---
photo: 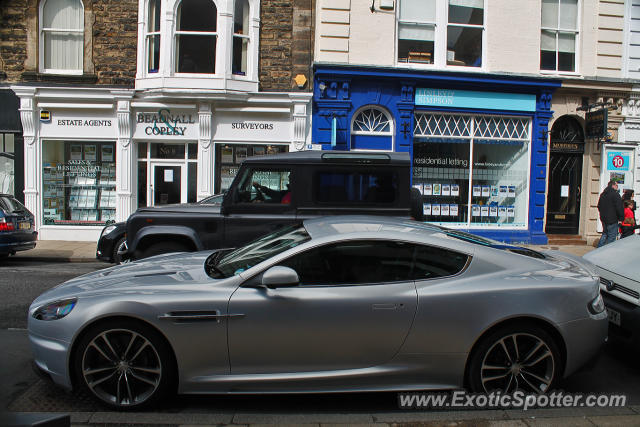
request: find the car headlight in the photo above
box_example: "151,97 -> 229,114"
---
33,298 -> 77,321
101,225 -> 117,237
588,293 -> 605,314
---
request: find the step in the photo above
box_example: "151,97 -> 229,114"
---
546,234 -> 588,245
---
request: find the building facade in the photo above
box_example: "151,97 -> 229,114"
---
3,0 -> 314,241
312,0 -> 639,244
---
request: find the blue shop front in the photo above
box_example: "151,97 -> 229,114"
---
312,65 -> 561,244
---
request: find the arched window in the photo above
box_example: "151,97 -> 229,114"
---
40,0 -> 84,73
175,0 -> 218,74
351,106 -> 394,151
146,0 -> 161,73
232,0 -> 250,76
551,115 -> 584,142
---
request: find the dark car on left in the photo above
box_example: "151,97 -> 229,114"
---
0,193 -> 37,259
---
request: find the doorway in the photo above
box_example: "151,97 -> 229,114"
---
150,163 -> 185,205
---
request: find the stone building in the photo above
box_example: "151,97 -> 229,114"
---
1,0 -> 314,241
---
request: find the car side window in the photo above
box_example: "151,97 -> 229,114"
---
233,168 -> 292,204
278,240 -> 416,286
412,244 -> 469,280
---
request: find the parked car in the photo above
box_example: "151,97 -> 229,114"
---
583,235 -> 640,349
96,193 -> 225,264
30,216 -> 607,409
0,193 -> 37,258
125,151 -> 423,261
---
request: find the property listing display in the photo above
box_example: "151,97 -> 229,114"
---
413,113 -> 531,228
42,141 -> 116,225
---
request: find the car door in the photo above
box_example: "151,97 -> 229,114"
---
227,239 -> 418,375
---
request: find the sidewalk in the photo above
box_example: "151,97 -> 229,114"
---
9,240 -> 596,263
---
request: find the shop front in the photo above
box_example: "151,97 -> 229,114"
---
313,65 -> 560,244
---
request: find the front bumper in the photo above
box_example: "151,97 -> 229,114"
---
601,292 -> 640,348
560,310 -> 608,378
28,329 -> 73,390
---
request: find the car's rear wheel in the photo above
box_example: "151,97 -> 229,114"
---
468,324 -> 561,394
112,237 -> 127,264
140,241 -> 189,260
73,319 -> 174,409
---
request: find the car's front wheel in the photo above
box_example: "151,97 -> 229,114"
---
73,319 -> 175,409
467,323 -> 561,394
112,237 -> 128,264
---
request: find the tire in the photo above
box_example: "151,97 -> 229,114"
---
112,237 -> 128,264
467,323 -> 561,394
140,241 -> 190,260
73,319 -> 175,409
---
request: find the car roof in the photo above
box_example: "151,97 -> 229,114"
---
242,150 -> 410,166
302,215 -> 443,240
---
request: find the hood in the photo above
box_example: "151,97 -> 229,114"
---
32,250 -> 216,304
583,235 -> 640,282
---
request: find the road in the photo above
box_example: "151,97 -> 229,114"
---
1,257 -> 639,419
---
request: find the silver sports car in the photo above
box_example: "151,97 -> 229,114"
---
29,216 -> 607,409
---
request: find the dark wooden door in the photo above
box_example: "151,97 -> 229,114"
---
545,153 -> 583,234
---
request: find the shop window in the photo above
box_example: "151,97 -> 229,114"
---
398,0 -> 484,68
42,141 -> 116,225
233,0 -> 250,76
146,0 -> 162,73
0,134 -> 15,195
351,106 -> 393,151
175,0 -> 218,74
40,0 -> 84,74
413,112 -> 530,229
541,0 -> 578,72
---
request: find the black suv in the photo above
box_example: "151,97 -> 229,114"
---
123,151 -> 421,261
0,194 -> 37,258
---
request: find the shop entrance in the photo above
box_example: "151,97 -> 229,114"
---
545,116 -> 585,235
150,163 -> 185,205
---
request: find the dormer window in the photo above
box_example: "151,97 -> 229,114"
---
146,0 -> 161,73
232,0 -> 250,75
175,0 -> 218,74
40,0 -> 84,74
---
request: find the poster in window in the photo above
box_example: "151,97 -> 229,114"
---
507,206 -> 515,217
499,186 -> 508,197
221,147 -> 234,163
433,183 -> 441,196
489,205 -> 498,217
423,203 -> 431,216
253,146 -> 266,156
451,184 -> 459,196
84,145 -> 97,161
472,205 -> 480,216
508,186 -> 516,197
472,185 -> 481,197
441,204 -> 450,216
413,183 -> 424,195
481,206 -> 489,217
491,186 -> 499,197
450,204 -> 458,216
432,204 -> 441,216
442,184 -> 451,196
101,145 -> 114,162
70,145 -> 83,161
481,186 -> 490,197
423,183 -> 433,195
236,147 -> 248,163
498,206 -> 507,217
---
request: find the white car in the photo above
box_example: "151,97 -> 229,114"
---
584,235 -> 640,348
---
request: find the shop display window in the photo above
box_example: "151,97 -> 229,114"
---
215,144 -> 288,194
42,141 -> 116,225
413,112 -> 531,229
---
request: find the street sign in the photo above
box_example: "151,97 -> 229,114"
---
585,108 -> 607,139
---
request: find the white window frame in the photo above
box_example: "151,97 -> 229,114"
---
173,0 -> 219,75
350,105 -> 395,152
396,0 -> 486,71
232,0 -> 251,78
39,0 -> 84,75
145,0 -> 162,75
539,0 -> 581,75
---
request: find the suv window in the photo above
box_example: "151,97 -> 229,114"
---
315,171 -> 397,204
233,168 -> 292,204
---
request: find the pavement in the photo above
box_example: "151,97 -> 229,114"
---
10,239 -> 640,426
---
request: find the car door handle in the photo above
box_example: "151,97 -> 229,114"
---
372,303 -> 399,310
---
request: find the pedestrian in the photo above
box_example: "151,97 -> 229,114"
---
596,180 -> 624,247
622,188 -> 636,213
620,199 -> 640,238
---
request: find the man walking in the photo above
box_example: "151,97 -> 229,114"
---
597,180 -> 624,247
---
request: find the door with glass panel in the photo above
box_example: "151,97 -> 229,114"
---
150,163 -> 185,205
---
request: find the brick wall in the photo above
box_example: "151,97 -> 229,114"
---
0,0 -> 137,87
260,0 -> 314,92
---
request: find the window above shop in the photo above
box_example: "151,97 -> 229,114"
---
138,0 -> 259,92
397,0 -> 484,69
39,0 -> 84,74
540,0 -> 579,73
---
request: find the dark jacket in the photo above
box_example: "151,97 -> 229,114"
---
597,186 -> 624,225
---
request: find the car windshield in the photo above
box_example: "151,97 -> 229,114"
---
206,223 -> 311,279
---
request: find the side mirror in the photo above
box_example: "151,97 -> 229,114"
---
261,266 -> 299,289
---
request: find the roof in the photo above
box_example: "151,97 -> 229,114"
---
302,215 -> 442,240
243,150 -> 410,166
